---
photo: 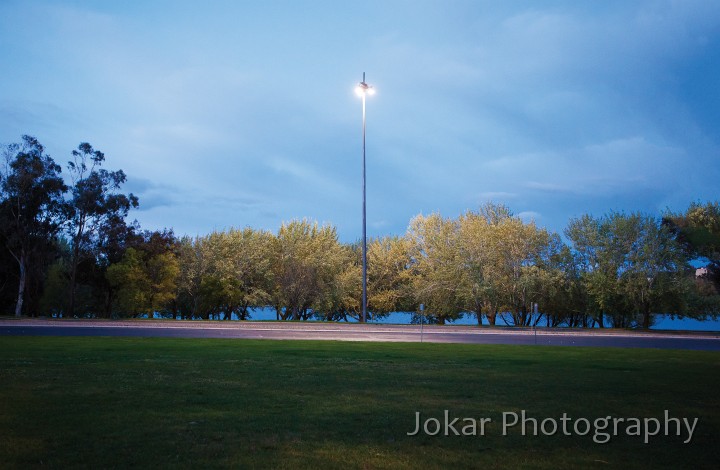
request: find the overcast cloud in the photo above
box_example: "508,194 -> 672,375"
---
1,0 -> 718,240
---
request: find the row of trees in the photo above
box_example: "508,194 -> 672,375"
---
1,136 -> 137,318
2,135 -> 719,326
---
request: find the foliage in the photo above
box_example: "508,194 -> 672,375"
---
106,231 -> 179,318
566,212 -> 691,328
64,142 -> 138,316
406,213 -> 465,324
271,220 -> 345,320
1,135 -> 718,326
368,236 -> 413,316
0,136 -> 67,316
189,228 -> 274,320
664,201 -> 720,316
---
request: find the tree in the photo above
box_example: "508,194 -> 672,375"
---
535,242 -> 588,327
456,209 -> 497,325
0,136 -> 67,316
190,228 -> 275,320
665,201 -> 720,263
0,229 -> 17,314
406,213 -> 465,325
367,236 -> 413,317
65,142 -> 138,317
313,242 -> 361,322
566,214 -> 622,327
486,216 -> 555,326
567,212 -> 689,329
106,230 -> 179,318
271,220 -> 345,320
664,201 -> 720,316
176,235 -> 208,319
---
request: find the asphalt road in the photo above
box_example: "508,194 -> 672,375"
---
1,319 -> 719,350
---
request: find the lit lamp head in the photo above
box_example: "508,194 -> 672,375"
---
355,79 -> 375,97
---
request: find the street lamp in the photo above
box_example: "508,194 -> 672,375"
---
356,73 -> 374,323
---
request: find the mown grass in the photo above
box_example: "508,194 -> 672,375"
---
0,337 -> 718,469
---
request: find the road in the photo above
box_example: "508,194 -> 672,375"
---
1,319 -> 719,350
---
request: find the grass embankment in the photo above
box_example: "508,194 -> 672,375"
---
0,338 -> 718,469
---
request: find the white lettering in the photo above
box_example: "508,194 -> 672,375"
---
407,411 -> 421,436
593,417 -> 611,444
574,418 -> 590,436
560,413 -> 572,435
541,418 -> 557,436
626,418 -> 641,436
664,410 -> 681,436
644,418 -> 660,444
521,410 -> 537,436
683,418 -> 699,444
461,418 -> 477,436
503,412 -> 519,435
424,417 -> 441,436
444,410 -> 460,436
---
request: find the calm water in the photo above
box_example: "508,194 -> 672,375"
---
229,308 -> 720,331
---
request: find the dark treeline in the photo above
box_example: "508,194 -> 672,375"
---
2,135 -> 719,327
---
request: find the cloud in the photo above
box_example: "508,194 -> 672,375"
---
1,0 -> 719,241
517,211 -> 542,223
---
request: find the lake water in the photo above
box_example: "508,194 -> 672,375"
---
231,308 -> 720,331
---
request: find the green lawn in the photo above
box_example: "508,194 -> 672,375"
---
0,337 -> 718,469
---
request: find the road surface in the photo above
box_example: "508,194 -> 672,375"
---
1,319 -> 719,350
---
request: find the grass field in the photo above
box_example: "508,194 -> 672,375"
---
0,337 -> 718,469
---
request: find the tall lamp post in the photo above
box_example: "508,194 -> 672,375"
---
356,73 -> 374,323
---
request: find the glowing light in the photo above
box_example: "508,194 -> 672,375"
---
355,80 -> 375,97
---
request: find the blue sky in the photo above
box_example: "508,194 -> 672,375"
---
1,0 -> 719,241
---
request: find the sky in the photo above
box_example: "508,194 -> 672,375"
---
1,0 -> 719,242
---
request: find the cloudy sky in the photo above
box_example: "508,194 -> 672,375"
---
1,0 -> 719,241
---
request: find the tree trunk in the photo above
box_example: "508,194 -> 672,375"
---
68,235 -> 83,317
14,254 -> 26,317
476,308 -> 483,326
104,288 -> 114,318
487,311 -> 497,326
642,308 -> 651,329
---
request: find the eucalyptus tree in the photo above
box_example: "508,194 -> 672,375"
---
0,233 -> 16,313
0,136 -> 66,316
64,142 -> 138,317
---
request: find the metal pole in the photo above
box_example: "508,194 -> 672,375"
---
361,72 -> 367,323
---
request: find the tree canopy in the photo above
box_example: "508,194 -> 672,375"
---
1,135 -> 718,327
